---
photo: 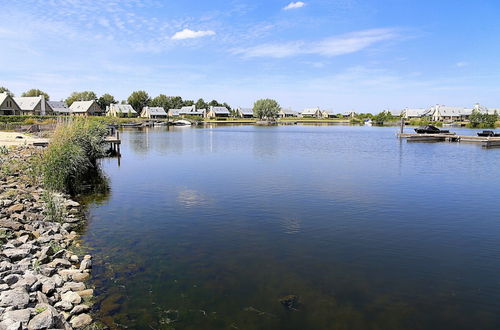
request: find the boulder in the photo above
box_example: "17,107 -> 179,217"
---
2,249 -> 29,261
70,304 -> 90,315
79,258 -> 91,271
0,320 -> 22,330
27,309 -> 56,330
7,204 -> 24,214
0,288 -> 29,308
69,313 -> 92,329
76,289 -> 93,298
61,282 -> 85,293
0,219 -> 23,231
61,291 -> 81,305
2,308 -> 32,324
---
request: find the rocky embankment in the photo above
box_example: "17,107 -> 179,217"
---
0,147 -> 95,329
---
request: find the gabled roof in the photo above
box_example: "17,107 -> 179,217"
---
0,93 -> 12,106
341,110 -> 356,116
404,108 -> 431,117
180,105 -> 196,112
169,109 -> 181,115
143,106 -> 167,115
109,104 -> 137,113
238,107 -> 253,115
280,108 -> 297,115
386,109 -> 402,116
48,101 -> 70,113
301,107 -> 320,115
69,100 -> 97,113
322,109 -> 335,115
433,105 -> 468,116
210,106 -> 229,114
13,97 -> 42,111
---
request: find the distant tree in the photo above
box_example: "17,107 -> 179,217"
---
183,100 -> 194,106
208,100 -> 220,107
470,109 -> 498,128
65,91 -> 97,106
127,90 -> 151,112
150,94 -> 172,109
0,87 -> 14,97
372,111 -> 393,124
253,99 -> 280,119
195,98 -> 208,110
222,102 -> 232,111
97,93 -> 116,110
22,89 -> 49,100
170,96 -> 184,109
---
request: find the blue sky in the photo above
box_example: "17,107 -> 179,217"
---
1,0 -> 499,112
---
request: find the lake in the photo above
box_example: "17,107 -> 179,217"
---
81,124 -> 500,329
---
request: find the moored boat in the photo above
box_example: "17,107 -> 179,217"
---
173,119 -> 192,126
477,130 -> 500,137
414,125 -> 450,134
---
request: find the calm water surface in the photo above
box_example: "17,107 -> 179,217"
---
81,125 -> 500,329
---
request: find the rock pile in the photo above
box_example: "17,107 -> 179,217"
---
0,147 -> 94,329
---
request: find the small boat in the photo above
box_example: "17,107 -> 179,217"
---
414,125 -> 450,134
121,123 -> 142,128
173,119 -> 192,126
153,121 -> 167,126
477,130 -> 500,137
364,119 -> 372,126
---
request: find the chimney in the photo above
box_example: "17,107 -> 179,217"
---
40,95 -> 46,115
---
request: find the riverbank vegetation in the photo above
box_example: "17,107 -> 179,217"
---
39,119 -> 108,194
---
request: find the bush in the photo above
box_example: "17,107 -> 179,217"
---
40,119 -> 108,194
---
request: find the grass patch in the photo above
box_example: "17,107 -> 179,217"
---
39,119 -> 108,194
41,191 -> 66,223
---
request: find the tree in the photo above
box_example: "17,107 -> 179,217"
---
253,99 -> 280,119
222,102 -> 232,111
183,99 -> 194,106
127,90 -> 150,112
65,91 -> 97,106
150,94 -> 172,109
0,87 -> 14,97
22,89 -> 49,100
97,93 -> 116,110
208,100 -> 220,107
170,96 -> 184,109
470,109 -> 498,128
195,98 -> 208,110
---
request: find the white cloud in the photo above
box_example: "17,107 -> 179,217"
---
232,28 -> 398,58
456,61 -> 468,67
171,28 -> 216,40
284,1 -> 306,10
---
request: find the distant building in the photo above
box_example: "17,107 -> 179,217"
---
402,108 -> 432,119
321,109 -> 336,118
385,109 -> 403,117
430,105 -> 471,121
207,106 -> 230,118
300,107 -> 322,118
340,111 -> 356,118
69,100 -> 103,116
47,101 -> 70,115
106,104 -> 137,117
0,93 -> 21,115
236,107 -> 254,118
278,108 -> 298,118
179,105 -> 205,117
13,96 -> 53,115
140,106 -> 168,119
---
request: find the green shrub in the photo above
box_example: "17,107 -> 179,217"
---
41,191 -> 66,223
40,119 -> 108,194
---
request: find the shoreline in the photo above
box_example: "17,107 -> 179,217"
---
0,146 -> 97,329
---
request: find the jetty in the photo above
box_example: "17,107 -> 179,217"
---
398,132 -> 500,148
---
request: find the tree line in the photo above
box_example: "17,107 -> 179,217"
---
0,86 -> 233,113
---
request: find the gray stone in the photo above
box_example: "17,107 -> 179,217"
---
27,309 -> 55,330
47,258 -> 71,269
3,274 -> 20,286
2,308 -> 32,324
61,291 -> 81,305
71,272 -> 89,282
0,284 -> 9,291
61,282 -> 85,293
2,249 -> 29,261
70,304 -> 89,315
54,300 -> 73,311
79,258 -> 91,271
0,288 -> 29,308
36,291 -> 49,304
69,313 -> 92,329
0,320 -> 22,330
40,278 -> 55,295
0,219 -> 22,231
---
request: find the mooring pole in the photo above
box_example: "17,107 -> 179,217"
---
400,116 -> 404,135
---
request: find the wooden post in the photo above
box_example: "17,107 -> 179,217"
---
400,117 -> 404,134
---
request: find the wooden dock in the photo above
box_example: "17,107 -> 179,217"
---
398,133 -> 500,148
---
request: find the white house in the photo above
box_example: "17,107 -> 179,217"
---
179,105 -> 205,117
321,109 -> 336,118
402,108 -> 432,119
300,107 -> 322,118
47,101 -> 70,115
340,110 -> 356,118
0,93 -> 21,115
206,106 -> 230,118
278,108 -> 298,118
236,107 -> 254,118
430,105 -> 471,121
13,96 -> 53,115
106,104 -> 137,117
140,106 -> 168,119
69,100 -> 103,116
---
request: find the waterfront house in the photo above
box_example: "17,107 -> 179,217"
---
402,108 -> 432,119
168,108 -> 181,117
207,106 -> 230,118
179,105 -> 206,117
47,101 -> 70,115
278,108 -> 298,118
300,107 -> 322,118
140,106 -> 168,119
385,109 -> 403,117
472,103 -> 498,115
106,104 -> 137,117
341,111 -> 356,118
430,105 -> 471,121
69,100 -> 103,116
236,107 -> 254,118
0,93 -> 21,115
13,96 -> 53,115
321,109 -> 336,118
